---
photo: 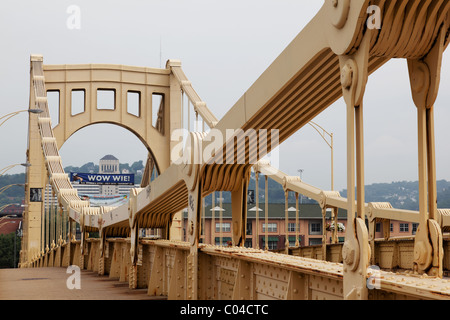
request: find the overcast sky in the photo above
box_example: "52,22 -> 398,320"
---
1,1 -> 450,193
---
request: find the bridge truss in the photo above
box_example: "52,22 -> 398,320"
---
20,0 -> 450,300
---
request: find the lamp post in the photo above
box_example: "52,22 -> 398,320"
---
308,121 -> 334,191
217,193 -> 224,245
0,163 -> 31,177
298,169 -> 304,204
0,216 -> 17,229
0,109 -> 43,128
249,206 -> 263,249
210,205 -> 225,245
0,213 -> 16,222
0,184 -> 25,196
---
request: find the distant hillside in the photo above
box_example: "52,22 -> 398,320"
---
0,161 -> 145,208
340,180 -> 450,211
0,173 -> 25,208
228,175 -> 450,211
2,163 -> 450,212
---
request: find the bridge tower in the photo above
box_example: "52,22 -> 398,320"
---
21,56 -> 211,265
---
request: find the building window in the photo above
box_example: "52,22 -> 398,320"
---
309,238 -> 322,246
399,223 -> 409,232
412,223 -> 418,235
390,223 -> 394,232
215,222 -> 230,233
309,221 -> 322,235
288,236 -> 299,247
262,223 -> 277,233
215,237 -> 231,246
288,223 -> 299,232
376,223 -> 381,233
267,240 -> 278,250
246,222 -> 252,235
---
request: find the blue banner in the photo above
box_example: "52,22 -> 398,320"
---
70,172 -> 135,185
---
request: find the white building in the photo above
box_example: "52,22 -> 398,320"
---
71,155 -> 139,199
99,154 -> 120,195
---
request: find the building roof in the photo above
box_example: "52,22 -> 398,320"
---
100,154 -> 118,161
187,203 -> 347,219
0,217 -> 22,235
1,204 -> 24,216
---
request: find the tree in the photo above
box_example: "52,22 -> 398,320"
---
0,232 -> 21,268
130,160 -> 144,172
0,173 -> 25,208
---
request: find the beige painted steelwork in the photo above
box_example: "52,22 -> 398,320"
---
19,0 -> 450,300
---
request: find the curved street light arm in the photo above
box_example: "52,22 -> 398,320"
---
0,109 -> 43,127
0,203 -> 19,213
0,184 -> 25,196
0,163 -> 31,177
308,121 -> 334,191
309,121 -> 333,148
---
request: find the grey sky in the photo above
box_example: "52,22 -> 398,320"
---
1,1 -> 449,193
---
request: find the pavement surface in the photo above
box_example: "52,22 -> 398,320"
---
0,267 -> 166,300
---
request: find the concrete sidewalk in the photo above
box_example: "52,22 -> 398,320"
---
0,267 -> 165,300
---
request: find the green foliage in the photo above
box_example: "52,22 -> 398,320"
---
130,160 -> 144,172
340,180 -> 450,211
0,232 -> 21,268
0,173 -> 25,208
65,162 -> 98,174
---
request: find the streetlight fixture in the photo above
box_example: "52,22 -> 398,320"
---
248,206 -> 263,249
0,163 -> 31,176
298,169 -> 304,180
298,169 -> 304,204
0,215 -> 18,227
0,109 -> 43,128
308,121 -> 334,190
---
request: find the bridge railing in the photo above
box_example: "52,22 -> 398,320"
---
253,160 -> 450,266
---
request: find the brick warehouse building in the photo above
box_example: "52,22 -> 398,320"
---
182,203 -> 419,250
0,217 -> 22,235
0,203 -> 24,217
0,203 -> 24,236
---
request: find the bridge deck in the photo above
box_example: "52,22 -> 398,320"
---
0,267 -> 165,300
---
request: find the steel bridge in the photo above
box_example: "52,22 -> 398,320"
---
13,1 -> 450,300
